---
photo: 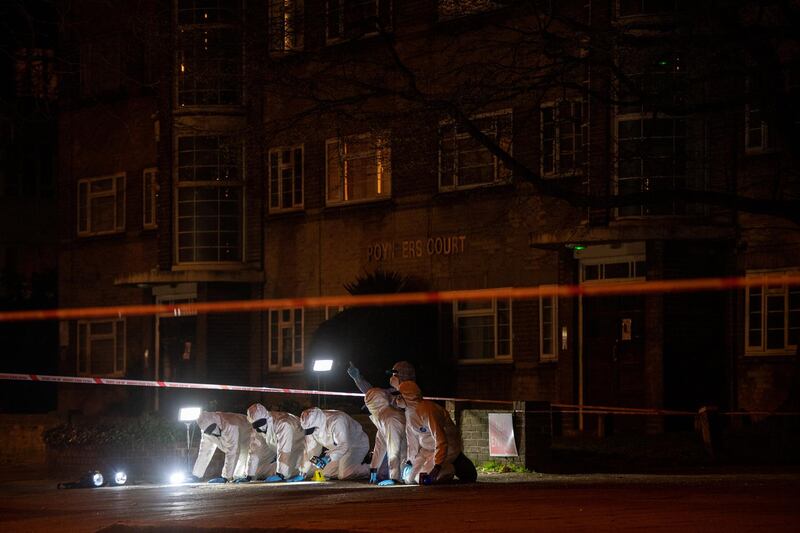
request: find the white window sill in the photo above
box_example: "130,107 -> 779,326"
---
744,350 -> 797,358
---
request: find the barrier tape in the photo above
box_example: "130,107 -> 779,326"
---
2,274 -> 800,323
3,373 -> 799,417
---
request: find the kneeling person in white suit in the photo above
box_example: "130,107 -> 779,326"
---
299,407 -> 371,480
192,411 -> 272,483
246,403 -> 308,482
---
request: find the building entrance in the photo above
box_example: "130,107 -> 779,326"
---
577,243 -> 647,433
583,295 -> 646,411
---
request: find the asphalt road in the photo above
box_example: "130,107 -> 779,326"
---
0,471 -> 799,532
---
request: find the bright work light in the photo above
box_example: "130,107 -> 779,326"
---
91,471 -> 104,487
113,471 -> 127,485
313,359 -> 333,372
179,406 -> 202,422
169,471 -> 186,485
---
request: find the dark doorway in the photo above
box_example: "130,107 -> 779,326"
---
583,294 -> 646,432
158,315 -> 200,414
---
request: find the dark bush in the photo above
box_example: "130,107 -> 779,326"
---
43,414 -> 183,451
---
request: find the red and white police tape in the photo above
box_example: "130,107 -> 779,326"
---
2,372 -> 798,417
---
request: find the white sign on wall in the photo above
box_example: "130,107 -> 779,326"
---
488,413 -> 518,457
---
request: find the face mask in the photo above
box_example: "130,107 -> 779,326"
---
252,418 -> 268,434
204,423 -> 222,438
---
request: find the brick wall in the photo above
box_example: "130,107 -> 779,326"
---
449,401 -> 552,472
0,414 -> 62,465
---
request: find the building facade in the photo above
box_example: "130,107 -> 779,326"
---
55,1 -> 799,429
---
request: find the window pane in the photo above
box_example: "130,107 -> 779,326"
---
458,315 -> 494,359
766,294 -> 785,350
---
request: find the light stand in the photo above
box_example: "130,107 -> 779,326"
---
178,407 -> 202,475
312,359 -> 333,409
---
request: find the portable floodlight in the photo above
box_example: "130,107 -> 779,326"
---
179,406 -> 202,422
313,359 -> 333,371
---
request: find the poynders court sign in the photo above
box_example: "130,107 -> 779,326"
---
367,235 -> 466,261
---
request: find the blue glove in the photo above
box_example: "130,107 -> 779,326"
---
347,363 -> 360,380
208,477 -> 227,484
314,455 -> 331,469
378,479 -> 397,486
233,476 -> 251,483
369,469 -> 378,484
286,474 -> 306,482
402,462 -> 413,481
264,474 -> 285,483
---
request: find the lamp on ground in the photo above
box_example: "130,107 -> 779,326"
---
312,359 -> 333,408
179,406 -> 202,479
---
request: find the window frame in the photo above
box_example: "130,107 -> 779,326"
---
268,145 -> 304,212
268,0 -> 304,53
174,134 -> 245,265
77,318 -> 126,377
745,271 -> 799,356
77,173 -> 126,237
613,113 -> 692,218
268,308 -> 304,371
325,132 -> 391,206
438,108 -> 513,192
539,288 -> 558,362
175,0 -> 243,108
143,167 -> 158,230
453,298 -> 512,363
540,100 -> 588,178
325,0 -> 387,45
744,104 -> 770,154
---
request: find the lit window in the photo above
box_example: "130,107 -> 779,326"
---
439,110 -> 512,191
143,168 -> 158,229
269,0 -> 304,53
540,294 -> 557,361
78,174 -> 126,237
541,101 -> 587,178
269,309 -> 303,370
268,146 -> 303,211
326,133 -> 391,204
746,272 -> 799,355
78,319 -> 126,376
454,299 -> 511,361
176,136 -> 243,263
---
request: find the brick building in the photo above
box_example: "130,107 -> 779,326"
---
1,1 -> 59,412
55,1 -> 798,430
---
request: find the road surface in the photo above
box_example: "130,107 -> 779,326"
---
0,471 -> 798,532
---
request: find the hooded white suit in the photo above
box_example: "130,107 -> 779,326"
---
398,382 -> 463,484
192,411 -> 271,480
365,388 -> 407,481
299,407 -> 370,480
246,403 -> 306,479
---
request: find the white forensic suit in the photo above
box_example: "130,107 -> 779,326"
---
299,407 -> 371,480
246,403 -> 306,479
398,381 -> 464,484
193,411 -> 272,480
365,387 -> 407,481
